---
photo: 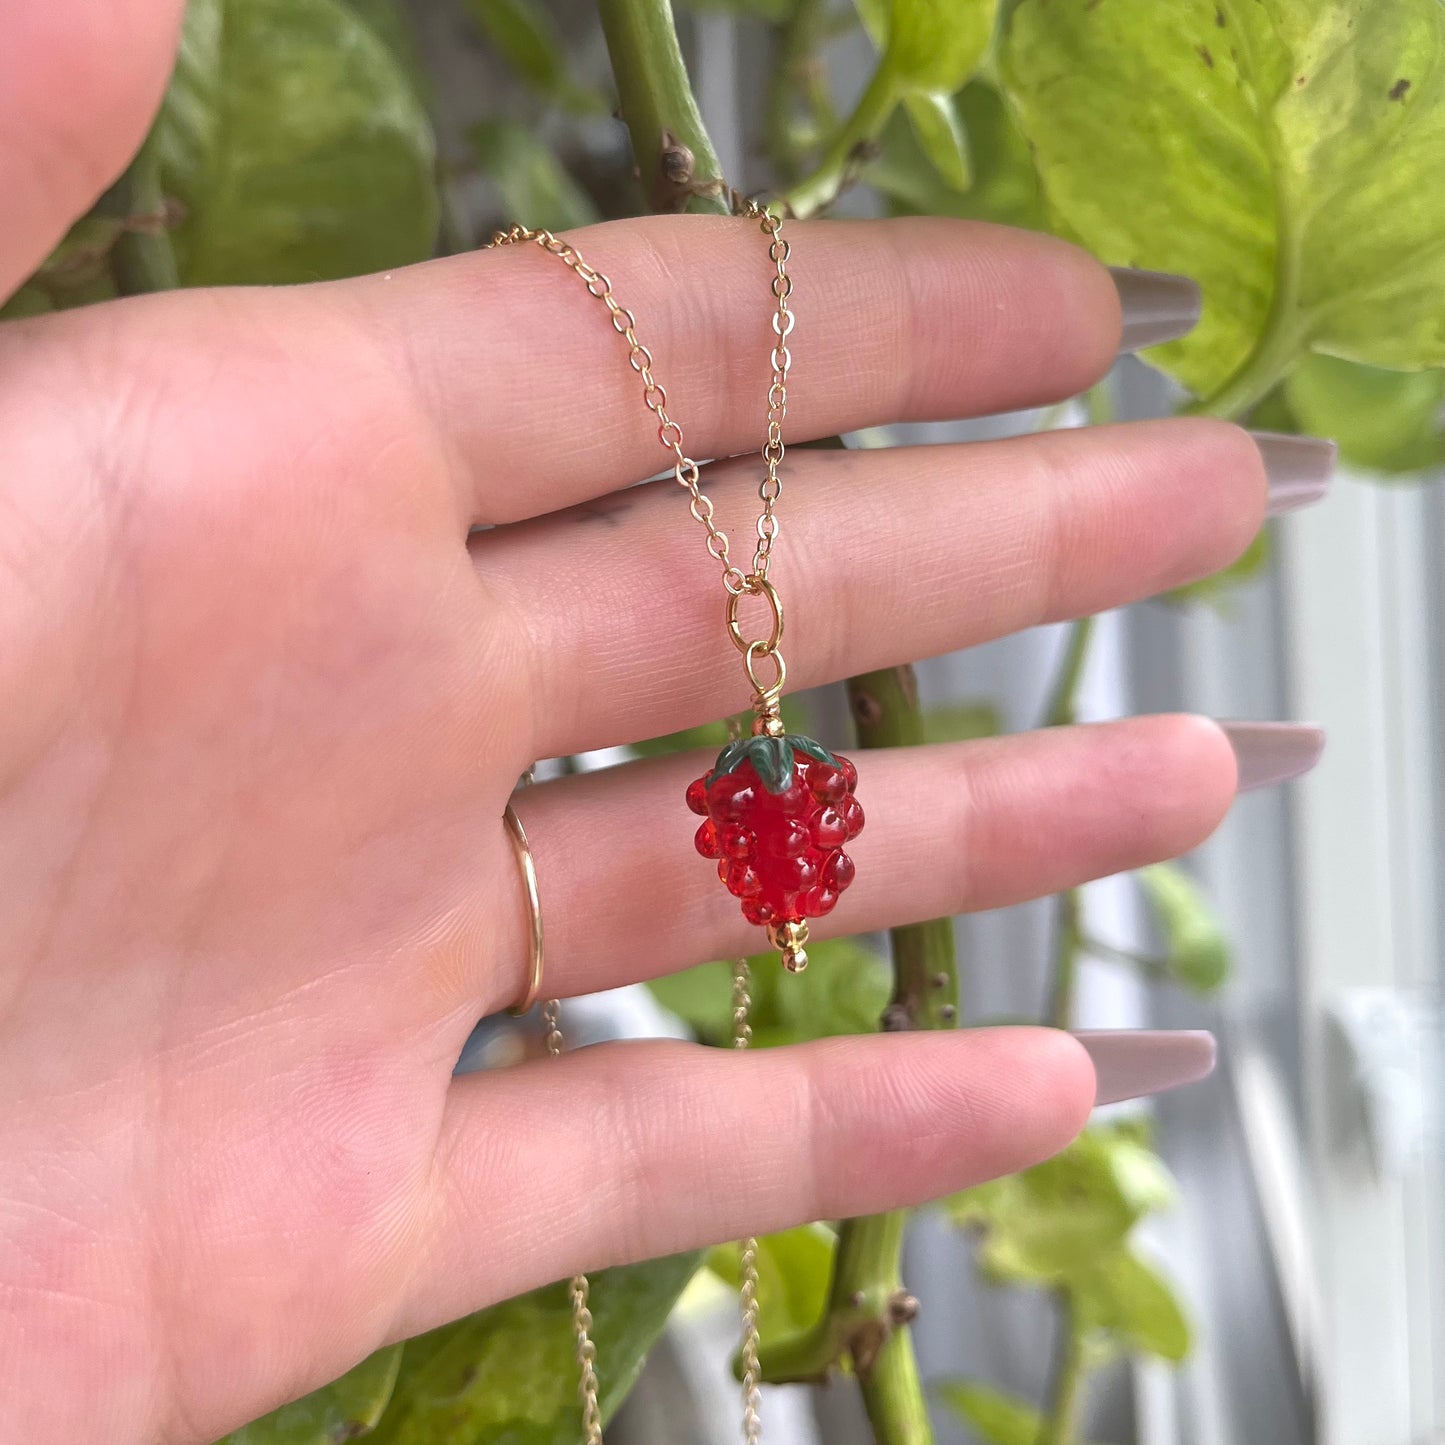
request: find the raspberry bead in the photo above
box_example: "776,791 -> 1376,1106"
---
685,733 -> 861,971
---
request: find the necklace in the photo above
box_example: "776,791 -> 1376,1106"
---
488,202 -> 862,1442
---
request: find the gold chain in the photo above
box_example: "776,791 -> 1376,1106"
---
732,959 -> 764,1444
542,998 -> 605,1444
494,208 -> 789,1442
487,202 -> 794,600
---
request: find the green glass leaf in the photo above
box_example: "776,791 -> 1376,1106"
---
785,734 -> 840,769
365,1254 -> 700,1444
750,735 -> 795,793
1070,1250 -> 1192,1363
937,1380 -> 1044,1445
1138,863 -> 1231,995
464,0 -> 605,113
947,1125 -> 1177,1282
1000,0 -> 1445,412
707,1223 -> 836,1344
922,701 -> 1001,744
153,0 -> 439,286
215,1345 -> 403,1445
469,120 -> 601,234
1285,354 -> 1445,476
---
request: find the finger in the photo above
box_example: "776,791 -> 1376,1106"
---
340,214 -> 1122,521
462,715 -> 1237,1019
0,2 -> 186,302
473,418 -> 1265,760
400,1025 -> 1094,1335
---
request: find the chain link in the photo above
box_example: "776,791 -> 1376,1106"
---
732,958 -> 764,1444
542,998 -> 606,1445
486,199 -> 792,599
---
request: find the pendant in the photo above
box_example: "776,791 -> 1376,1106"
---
687,730 -> 863,972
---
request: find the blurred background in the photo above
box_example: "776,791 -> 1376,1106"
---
27,1 -> 1440,1442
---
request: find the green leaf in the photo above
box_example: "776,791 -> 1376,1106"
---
1070,1251 -> 1192,1363
153,0 -> 439,286
922,701 -> 1001,744
651,938 -> 889,1048
468,120 -> 600,233
937,1380 -> 1044,1445
1000,0 -> 1445,412
0,285 -> 54,320
1138,863 -> 1231,995
947,1125 -> 1176,1282
215,1345 -> 402,1444
1166,529 -> 1270,609
464,0 -> 605,112
647,958 -> 738,1041
1284,355 -> 1445,475
903,92 -> 971,191
365,1254 -> 700,1444
707,1223 -> 836,1343
785,734 -> 840,769
632,717 -> 736,761
886,0 -> 999,98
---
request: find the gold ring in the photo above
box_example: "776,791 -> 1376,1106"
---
504,801 -> 544,1015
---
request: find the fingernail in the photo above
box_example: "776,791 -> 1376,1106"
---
1219,720 -> 1326,792
1251,430 -> 1337,516
1110,266 -> 1202,352
1073,1030 -> 1217,1105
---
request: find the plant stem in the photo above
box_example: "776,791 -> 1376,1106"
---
764,0 -> 833,185
1041,615 -> 1095,730
1046,888 -> 1082,1031
1037,1294 -> 1087,1445
598,0 -> 730,214
849,666 -> 959,1030
110,134 -> 179,295
785,62 -> 898,218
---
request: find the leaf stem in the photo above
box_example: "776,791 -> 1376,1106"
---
1041,615 -> 1094,730
785,62 -> 899,218
1046,888 -> 1082,1032
598,0 -> 730,214
764,0 -> 832,185
1037,1293 -> 1088,1445
110,134 -> 179,295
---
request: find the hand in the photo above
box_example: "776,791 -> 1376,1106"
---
0,10 -> 1263,1442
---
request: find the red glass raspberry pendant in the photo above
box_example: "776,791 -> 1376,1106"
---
686,733 -> 863,971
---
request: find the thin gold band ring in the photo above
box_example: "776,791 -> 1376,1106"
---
504,800 -> 545,1016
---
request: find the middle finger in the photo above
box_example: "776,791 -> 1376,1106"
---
472,418 -> 1267,760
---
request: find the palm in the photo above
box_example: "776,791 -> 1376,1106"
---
1,10 -> 1263,1444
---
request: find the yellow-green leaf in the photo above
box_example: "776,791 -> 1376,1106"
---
365,1254 -> 700,1444
903,92 -> 971,191
1139,863 -> 1231,995
1284,355 -> 1445,475
887,0 -> 998,97
214,1345 -> 402,1445
469,120 -> 600,233
154,0 -> 438,286
707,1223 -> 836,1344
1001,0 -> 1445,412
1071,1250 -> 1192,1363
937,1381 -> 1044,1445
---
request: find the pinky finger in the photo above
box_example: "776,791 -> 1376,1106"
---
401,1025 -> 1095,1337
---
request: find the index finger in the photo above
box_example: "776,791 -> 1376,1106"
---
336,214 -> 1127,524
